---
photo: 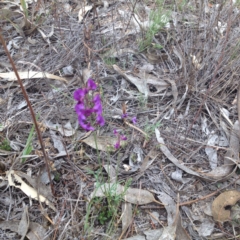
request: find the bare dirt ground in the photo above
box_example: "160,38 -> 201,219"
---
1,0 -> 240,239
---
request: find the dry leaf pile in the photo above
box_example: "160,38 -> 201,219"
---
1,0 -> 240,239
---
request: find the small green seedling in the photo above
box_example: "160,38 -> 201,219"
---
21,122 -> 36,163
20,0 -> 29,19
139,0 -> 170,51
144,121 -> 161,140
0,138 -> 11,151
84,179 -> 131,236
103,57 -> 116,66
138,93 -> 148,108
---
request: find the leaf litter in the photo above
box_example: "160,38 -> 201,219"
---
1,0 -> 240,239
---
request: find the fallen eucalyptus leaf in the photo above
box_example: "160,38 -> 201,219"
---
196,219 -> 215,237
121,202 -> 132,237
50,129 -> 65,153
0,71 -> 67,82
157,192 -> 176,225
205,134 -> 218,170
44,120 -> 77,137
18,206 -> 29,240
78,5 -> 93,22
0,220 -> 49,240
82,135 -> 126,152
202,121 -> 239,180
155,128 -> 200,177
113,65 -> 169,97
6,170 -> 56,211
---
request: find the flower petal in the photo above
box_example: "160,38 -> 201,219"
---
93,94 -> 101,103
121,113 -> 128,119
96,114 -> 105,126
120,135 -> 127,141
79,119 -> 94,131
114,142 -> 120,149
132,117 -> 137,125
87,79 -> 97,90
73,89 -> 88,102
93,103 -> 102,114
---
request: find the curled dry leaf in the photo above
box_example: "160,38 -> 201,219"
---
212,190 -> 240,222
0,71 -> 67,82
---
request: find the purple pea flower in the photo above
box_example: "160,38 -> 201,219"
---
113,129 -> 127,149
96,114 -> 105,126
87,79 -> 97,90
74,88 -> 88,103
121,113 -> 128,119
132,117 -> 137,125
73,79 -> 105,131
121,112 -> 137,125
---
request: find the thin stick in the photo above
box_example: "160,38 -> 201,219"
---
0,32 -> 54,195
125,121 -> 148,137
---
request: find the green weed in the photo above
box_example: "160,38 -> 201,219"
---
138,93 -> 148,108
20,0 -> 28,19
21,123 -> 36,163
0,138 -> 11,151
103,57 -> 116,66
84,179 -> 131,238
54,172 -> 61,181
139,0 -> 169,51
144,121 -> 161,140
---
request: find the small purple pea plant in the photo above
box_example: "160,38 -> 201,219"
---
74,79 -> 105,131
113,129 -> 127,149
73,79 -> 137,149
121,103 -> 137,125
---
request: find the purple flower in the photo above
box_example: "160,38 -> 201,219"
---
74,89 -> 88,103
79,119 -> 95,131
121,113 -> 128,119
92,94 -> 102,114
87,79 -> 97,90
96,114 -> 105,126
132,117 -> 137,125
121,112 -> 138,125
75,104 -> 94,117
121,135 -> 127,141
113,129 -> 127,149
114,142 -> 120,149
73,79 -> 105,131
93,94 -> 101,103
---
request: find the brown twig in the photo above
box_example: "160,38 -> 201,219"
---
237,82 -> 240,136
0,32 -> 54,195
